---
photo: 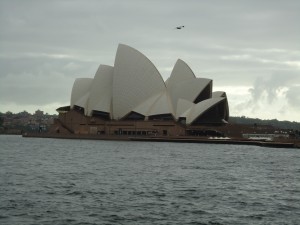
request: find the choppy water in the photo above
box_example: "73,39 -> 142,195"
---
0,135 -> 300,225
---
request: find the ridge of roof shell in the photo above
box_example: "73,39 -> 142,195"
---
167,59 -> 196,89
116,44 -> 166,86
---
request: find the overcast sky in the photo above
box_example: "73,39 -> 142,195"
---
0,0 -> 299,122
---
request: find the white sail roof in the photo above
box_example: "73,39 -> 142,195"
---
86,65 -> 113,116
167,59 -> 196,89
169,78 -> 212,110
147,91 -> 174,117
132,93 -> 161,116
186,97 -> 225,124
69,44 -> 229,124
70,78 -> 93,109
176,98 -> 194,118
112,44 -> 166,119
212,91 -> 226,98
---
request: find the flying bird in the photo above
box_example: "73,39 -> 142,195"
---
175,25 -> 185,29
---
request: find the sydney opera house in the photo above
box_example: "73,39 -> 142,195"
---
55,44 -> 229,136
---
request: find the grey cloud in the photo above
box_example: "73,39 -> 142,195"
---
0,57 -> 98,105
285,86 -> 300,109
249,72 -> 298,103
231,70 -> 300,120
1,0 -> 300,120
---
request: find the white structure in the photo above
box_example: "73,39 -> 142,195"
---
70,44 -> 229,125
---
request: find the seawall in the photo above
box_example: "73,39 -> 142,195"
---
22,132 -> 299,149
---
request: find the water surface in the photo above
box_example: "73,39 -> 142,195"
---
0,135 -> 299,225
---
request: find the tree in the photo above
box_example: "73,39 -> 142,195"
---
0,117 -> 3,126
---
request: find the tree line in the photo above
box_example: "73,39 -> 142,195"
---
229,116 -> 300,130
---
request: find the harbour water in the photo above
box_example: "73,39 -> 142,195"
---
0,135 -> 299,225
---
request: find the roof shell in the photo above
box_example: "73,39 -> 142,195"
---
167,59 -> 196,89
132,93 -> 161,116
87,65 -> 114,116
70,78 -> 93,110
186,97 -> 225,124
212,91 -> 226,98
112,44 -> 166,119
147,91 -> 174,117
176,98 -> 194,118
169,78 -> 212,114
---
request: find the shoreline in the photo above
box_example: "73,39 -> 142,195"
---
22,132 -> 300,149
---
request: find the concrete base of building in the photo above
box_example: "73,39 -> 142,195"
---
22,132 -> 299,149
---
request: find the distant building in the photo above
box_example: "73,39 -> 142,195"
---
0,110 -> 57,134
55,44 -> 229,136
